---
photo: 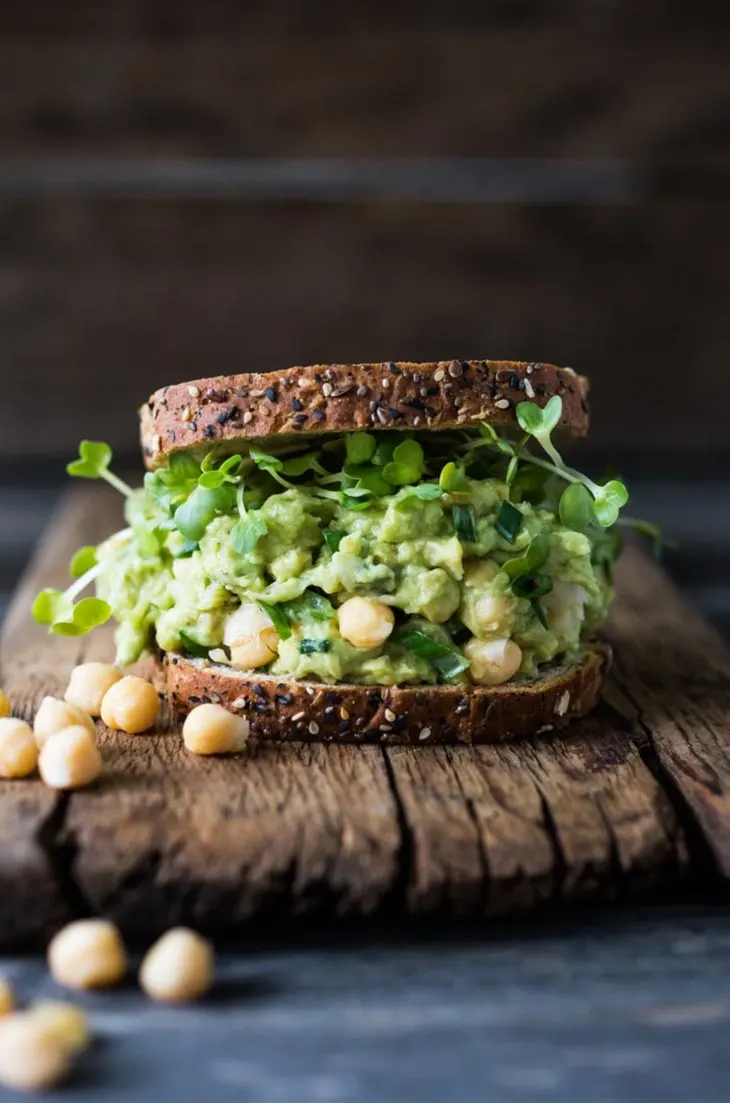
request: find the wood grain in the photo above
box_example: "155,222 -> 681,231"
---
3,485 -> 728,945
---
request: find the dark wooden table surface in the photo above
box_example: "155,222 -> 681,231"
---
1,906 -> 730,1102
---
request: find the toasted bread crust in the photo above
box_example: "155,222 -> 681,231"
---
140,360 -> 589,468
154,642 -> 609,746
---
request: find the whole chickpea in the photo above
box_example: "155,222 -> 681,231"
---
474,592 -> 512,633
47,919 -> 127,991
0,1013 -> 73,1091
34,696 -> 96,748
464,637 -> 523,686
224,604 -> 280,670
38,726 -> 102,790
65,662 -> 121,717
27,1002 -> 90,1054
337,597 -> 394,650
139,928 -> 214,1004
183,704 -> 249,756
0,719 -> 38,779
100,676 -> 159,734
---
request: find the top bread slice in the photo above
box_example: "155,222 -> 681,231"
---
139,359 -> 589,468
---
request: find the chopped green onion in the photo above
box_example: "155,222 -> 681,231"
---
299,638 -> 330,654
511,572 -> 553,600
453,503 -> 478,544
257,600 -> 292,640
502,534 -> 551,579
401,630 -> 470,681
179,630 -> 231,660
531,599 -> 548,628
495,501 -> 523,544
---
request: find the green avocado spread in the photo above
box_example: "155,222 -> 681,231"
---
86,424 -> 617,687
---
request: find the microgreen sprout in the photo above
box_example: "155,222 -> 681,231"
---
231,484 -> 268,556
67,441 -> 134,499
33,533 -> 132,636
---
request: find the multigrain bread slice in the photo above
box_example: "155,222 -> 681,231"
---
153,642 -> 609,746
140,359 -> 589,468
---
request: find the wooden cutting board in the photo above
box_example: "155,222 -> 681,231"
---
2,486 -> 730,947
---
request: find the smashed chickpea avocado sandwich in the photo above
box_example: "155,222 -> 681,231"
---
33,360 -> 661,745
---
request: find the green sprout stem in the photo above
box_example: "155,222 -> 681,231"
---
102,470 -> 135,499
66,528 -> 132,601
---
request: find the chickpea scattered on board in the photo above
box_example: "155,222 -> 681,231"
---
100,675 -> 160,734
0,719 -> 38,779
183,703 -> 250,755
65,662 -> 122,717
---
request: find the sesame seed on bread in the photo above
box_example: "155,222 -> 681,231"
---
139,360 -> 589,468
152,642 -> 609,746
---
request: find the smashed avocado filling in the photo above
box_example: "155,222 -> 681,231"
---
34,396 -> 659,687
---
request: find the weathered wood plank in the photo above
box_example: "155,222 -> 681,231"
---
610,549 -> 730,877
385,705 -> 685,918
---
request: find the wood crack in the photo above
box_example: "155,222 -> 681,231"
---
380,747 -> 416,916
34,791 -> 93,926
612,664 -> 717,884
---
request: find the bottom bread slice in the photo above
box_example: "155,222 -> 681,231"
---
153,642 -> 610,746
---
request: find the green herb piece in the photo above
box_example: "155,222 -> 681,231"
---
67,440 -> 134,499
453,503 -> 478,544
248,448 -> 293,488
32,588 -> 70,626
32,588 -> 111,636
198,454 -> 242,490
324,530 -> 345,551
502,534 -> 551,579
341,486 -> 375,511
382,439 -> 425,486
343,464 -> 392,498
439,462 -> 470,495
511,572 -> 553,600
280,452 -> 326,478
593,479 -> 629,528
479,423 -> 515,456
173,539 -> 199,558
516,396 -> 565,468
231,513 -> 268,556
495,501 -> 523,544
69,546 -> 97,579
174,485 -> 233,542
559,483 -> 596,532
285,592 -> 335,623
372,438 -> 396,468
531,598 -> 548,628
409,483 -> 443,500
257,600 -> 292,640
401,631 -> 471,681
299,638 -> 331,654
345,433 -> 377,465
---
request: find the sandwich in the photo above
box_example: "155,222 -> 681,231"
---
33,359 -> 653,745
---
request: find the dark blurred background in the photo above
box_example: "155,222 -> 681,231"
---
0,1 -> 728,628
